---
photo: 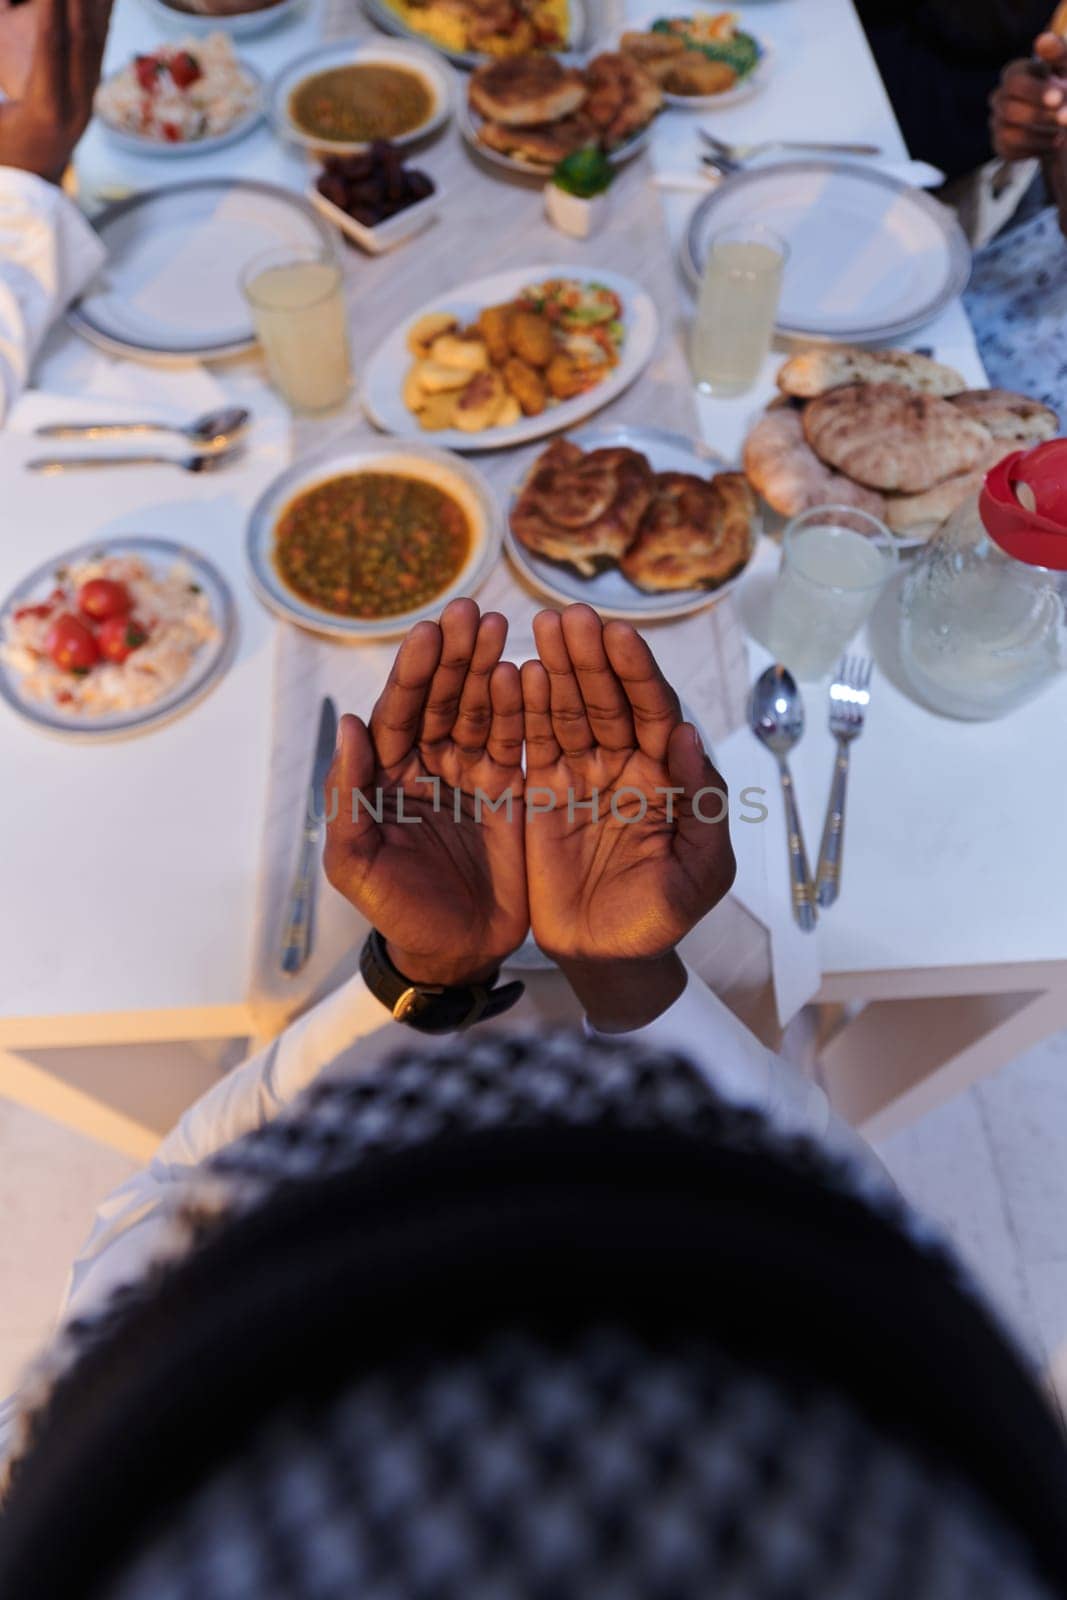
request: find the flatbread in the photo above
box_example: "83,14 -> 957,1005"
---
802,384 -> 992,493
777,347 -> 966,400
510,440 -> 655,576
469,57 -> 587,126
948,389 -> 1058,442
742,405 -> 887,519
884,439 -> 1021,534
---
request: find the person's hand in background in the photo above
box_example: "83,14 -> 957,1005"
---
522,605 -> 735,1031
990,34 -> 1067,161
324,598 -> 527,988
0,0 -> 113,181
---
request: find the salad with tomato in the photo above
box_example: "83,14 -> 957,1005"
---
0,554 -> 218,718
94,33 -> 259,146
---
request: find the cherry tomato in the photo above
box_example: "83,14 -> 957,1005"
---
134,53 -> 161,91
97,615 -> 149,664
46,615 -> 100,674
78,578 -> 131,622
168,50 -> 202,89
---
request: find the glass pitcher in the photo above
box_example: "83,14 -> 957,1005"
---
899,439 -> 1067,719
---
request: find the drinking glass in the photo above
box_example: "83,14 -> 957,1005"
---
690,222 -> 787,397
241,244 -> 352,414
768,505 -> 898,679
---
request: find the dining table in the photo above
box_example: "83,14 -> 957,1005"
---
2,0 -> 1066,1162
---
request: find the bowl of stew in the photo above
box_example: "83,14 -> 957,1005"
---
268,39 -> 453,154
245,440 -> 503,639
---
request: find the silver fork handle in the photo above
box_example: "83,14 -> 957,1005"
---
777,757 -> 817,932
35,421 -> 177,441
26,454 -> 181,473
770,140 -> 881,156
815,739 -> 851,909
280,828 -> 321,976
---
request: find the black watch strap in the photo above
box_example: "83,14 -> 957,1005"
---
360,928 -> 525,1034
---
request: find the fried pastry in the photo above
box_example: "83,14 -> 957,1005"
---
508,309 -> 555,367
511,439 -> 655,575
503,355 -> 547,415
477,112 -> 597,164
662,55 -> 736,95
618,29 -> 687,79
469,54 -> 586,125
802,383 -> 992,494
477,303 -> 514,365
620,471 -> 755,592
582,51 -> 662,145
742,406 -> 887,519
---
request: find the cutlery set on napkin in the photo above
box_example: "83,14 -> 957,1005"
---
749,655 -> 873,931
25,406 -> 252,474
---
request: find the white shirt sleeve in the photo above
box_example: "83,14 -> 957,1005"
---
586,963 -> 888,1183
0,168 -> 105,423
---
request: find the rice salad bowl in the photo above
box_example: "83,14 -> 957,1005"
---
0,552 -> 221,723
95,34 -> 260,145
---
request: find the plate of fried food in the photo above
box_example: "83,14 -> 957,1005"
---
362,0 -> 585,69
743,347 -> 1060,546
506,424 -> 760,619
462,51 -> 661,172
619,11 -> 769,107
362,266 -> 659,451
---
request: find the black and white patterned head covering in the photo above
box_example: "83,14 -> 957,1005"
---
1,1031 -> 1065,1600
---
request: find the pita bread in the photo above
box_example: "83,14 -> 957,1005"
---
469,57 -> 587,126
884,440 -> 1021,535
948,389 -> 1058,442
802,384 -> 992,493
742,406 -> 887,519
777,347 -> 966,400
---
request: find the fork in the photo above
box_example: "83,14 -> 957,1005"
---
814,655 -> 872,909
25,446 -> 245,475
699,131 -> 882,164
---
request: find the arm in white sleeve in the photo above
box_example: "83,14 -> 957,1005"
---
587,963 -> 888,1183
0,168 -> 105,422
61,971 -> 404,1322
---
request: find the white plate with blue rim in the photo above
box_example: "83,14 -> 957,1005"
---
95,57 -> 266,158
0,537 -> 236,742
68,179 -> 336,365
244,438 -> 503,641
139,0 -> 304,38
270,38 -> 454,155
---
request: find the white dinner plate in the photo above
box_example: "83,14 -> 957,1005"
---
269,39 -> 454,154
362,0 -> 590,69
660,36 -> 772,109
682,160 -> 972,343
0,538 -> 236,743
139,0 -> 304,37
245,439 -> 503,640
95,59 -> 266,158
459,95 -> 652,176
504,423 -> 759,622
362,264 -> 660,453
68,179 -> 336,365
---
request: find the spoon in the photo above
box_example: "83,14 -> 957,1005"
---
33,405 -> 251,454
749,664 -> 817,932
26,446 -> 245,475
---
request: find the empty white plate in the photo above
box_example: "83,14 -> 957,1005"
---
68,179 -> 336,365
682,161 -> 971,343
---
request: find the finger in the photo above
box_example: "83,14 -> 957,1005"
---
487,660 -> 524,769
1035,32 -> 1067,69
999,61 -> 1065,106
323,714 -> 379,885
521,659 -> 560,769
666,722 -> 735,890
369,619 -> 442,768
601,621 -> 681,763
419,597 -> 479,744
559,603 -> 635,751
27,0 -> 67,105
993,119 -> 1063,158
992,92 -> 1067,131
533,608 -> 594,757
453,611 -> 508,754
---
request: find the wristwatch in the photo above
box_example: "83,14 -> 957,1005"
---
360,928 -> 525,1034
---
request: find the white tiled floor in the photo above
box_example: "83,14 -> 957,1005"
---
1,1027 -> 1066,1422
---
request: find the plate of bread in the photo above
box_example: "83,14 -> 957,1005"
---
463,52 -> 661,172
362,266 -> 658,451
506,424 -> 761,619
743,346 -> 1059,544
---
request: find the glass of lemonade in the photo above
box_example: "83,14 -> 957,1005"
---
690,222 -> 787,397
241,244 -> 352,414
768,506 -> 898,679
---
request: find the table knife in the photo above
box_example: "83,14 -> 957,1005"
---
280,696 -> 339,976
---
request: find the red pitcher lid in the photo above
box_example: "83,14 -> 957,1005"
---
980,438 -> 1067,570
